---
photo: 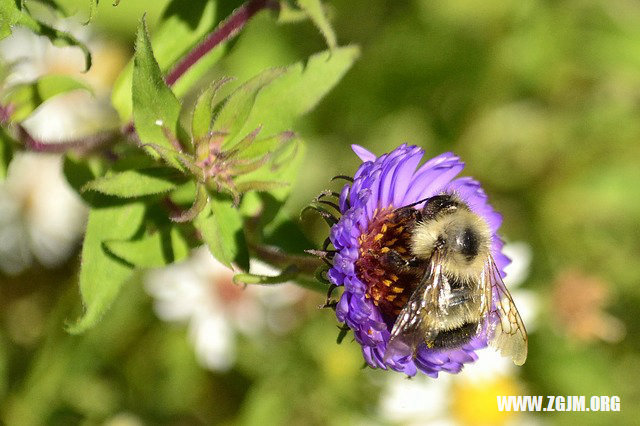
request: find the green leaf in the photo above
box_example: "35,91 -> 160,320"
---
277,1 -> 307,23
191,77 -> 232,141
3,74 -> 93,122
297,0 -> 337,49
104,226 -> 190,268
63,152 -> 108,205
194,194 -> 249,271
141,143 -> 199,176
132,18 -> 182,151
0,127 -> 15,179
238,138 -> 306,203
82,167 -> 181,198
0,1 -> 20,40
15,12 -> 92,71
262,208 -> 315,254
237,46 -> 359,138
35,0 -> 78,17
170,182 -> 208,222
68,202 -> 146,334
111,0 -> 219,121
214,68 -> 286,146
85,0 -> 98,24
234,180 -> 288,194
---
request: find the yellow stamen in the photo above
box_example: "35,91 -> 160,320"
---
391,286 -> 403,294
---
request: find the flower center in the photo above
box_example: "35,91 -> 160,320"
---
355,207 -> 418,325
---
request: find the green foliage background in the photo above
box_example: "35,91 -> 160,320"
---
2,0 -> 640,424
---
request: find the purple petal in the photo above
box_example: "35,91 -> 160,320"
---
352,144 -> 377,162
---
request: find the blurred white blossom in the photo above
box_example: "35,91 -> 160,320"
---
0,21 -> 127,276
0,26 -> 122,141
144,247 -> 305,371
0,153 -> 86,275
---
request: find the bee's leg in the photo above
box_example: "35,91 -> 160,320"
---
379,249 -> 418,272
393,205 -> 422,222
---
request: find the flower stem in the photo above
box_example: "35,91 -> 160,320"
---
16,124 -> 117,154
165,0 -> 280,87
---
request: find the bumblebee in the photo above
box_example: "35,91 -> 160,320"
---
382,194 -> 528,366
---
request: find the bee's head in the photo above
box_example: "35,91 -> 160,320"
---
411,194 -> 491,273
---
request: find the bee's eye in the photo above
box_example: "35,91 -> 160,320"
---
422,195 -> 458,218
456,227 -> 479,260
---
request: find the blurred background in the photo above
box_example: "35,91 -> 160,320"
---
1,0 -> 640,424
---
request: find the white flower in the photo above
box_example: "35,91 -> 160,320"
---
0,152 -> 86,275
0,26 -> 122,142
144,247 -> 305,371
380,373 -> 454,426
502,242 -> 538,333
0,19 -> 127,276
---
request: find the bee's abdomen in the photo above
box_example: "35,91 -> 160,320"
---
431,321 -> 478,349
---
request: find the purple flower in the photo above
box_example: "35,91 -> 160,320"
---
327,144 -> 510,377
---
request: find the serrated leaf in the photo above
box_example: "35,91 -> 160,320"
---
63,152 -> 108,205
235,130 -> 294,160
170,182 -> 208,222
238,46 -> 359,138
191,77 -> 232,140
194,194 -> 249,271
238,138 -> 305,203
68,202 -> 145,334
0,127 -> 15,179
4,74 -> 93,122
104,226 -> 190,267
141,143 -> 199,176
132,18 -> 182,152
111,0 -> 218,121
297,0 -> 336,49
215,68 -> 286,146
15,12 -> 92,71
82,167 -> 180,198
0,0 -> 21,39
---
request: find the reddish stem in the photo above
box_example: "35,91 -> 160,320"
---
165,0 -> 279,87
16,124 -> 116,154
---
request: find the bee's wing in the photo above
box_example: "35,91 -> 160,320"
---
484,257 -> 529,366
385,251 -> 452,360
